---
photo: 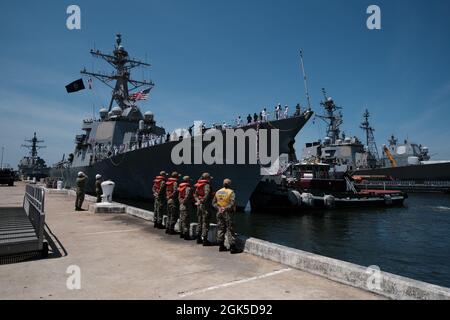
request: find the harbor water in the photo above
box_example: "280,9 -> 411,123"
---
122,193 -> 450,288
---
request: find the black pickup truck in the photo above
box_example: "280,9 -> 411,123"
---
0,168 -> 15,186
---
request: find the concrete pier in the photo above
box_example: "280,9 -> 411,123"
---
0,183 -> 385,300
3,183 -> 450,300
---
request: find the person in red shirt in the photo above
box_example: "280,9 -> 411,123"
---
178,176 -> 194,240
165,172 -> 180,234
152,171 -> 167,229
194,172 -> 213,246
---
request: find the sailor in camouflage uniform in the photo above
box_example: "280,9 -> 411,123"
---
152,171 -> 167,229
194,172 -> 213,246
213,179 -> 243,254
75,171 -> 87,211
165,172 -> 180,234
95,174 -> 103,203
178,176 -> 193,240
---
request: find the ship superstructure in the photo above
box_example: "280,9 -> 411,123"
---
300,89 -> 450,182
300,89 -> 375,174
18,132 -> 49,179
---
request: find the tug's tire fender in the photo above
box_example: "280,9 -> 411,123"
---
301,193 -> 314,207
324,195 -> 335,208
384,194 -> 392,205
288,190 -> 302,207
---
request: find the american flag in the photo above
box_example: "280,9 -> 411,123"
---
129,88 -> 152,101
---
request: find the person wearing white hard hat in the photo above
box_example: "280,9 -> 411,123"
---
95,174 -> 103,203
75,172 -> 88,211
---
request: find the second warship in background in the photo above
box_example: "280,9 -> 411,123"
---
17,132 -> 49,180
300,89 -> 450,182
50,34 -> 313,208
250,88 -> 450,210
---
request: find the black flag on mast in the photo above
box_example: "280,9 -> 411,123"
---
65,78 -> 85,93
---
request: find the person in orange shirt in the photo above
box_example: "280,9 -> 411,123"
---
165,172 -> 180,234
194,173 -> 213,246
178,176 -> 194,240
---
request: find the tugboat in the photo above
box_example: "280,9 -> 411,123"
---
17,132 -> 49,180
250,161 -> 407,211
49,34 -> 314,208
285,162 -> 407,209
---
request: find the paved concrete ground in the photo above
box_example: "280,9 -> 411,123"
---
0,183 -> 383,300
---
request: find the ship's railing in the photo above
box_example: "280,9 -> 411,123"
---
357,180 -> 450,187
91,109 -> 311,163
92,133 -> 167,162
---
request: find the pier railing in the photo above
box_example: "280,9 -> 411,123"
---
23,184 -> 46,246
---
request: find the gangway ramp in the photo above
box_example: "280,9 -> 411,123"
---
0,185 -> 47,261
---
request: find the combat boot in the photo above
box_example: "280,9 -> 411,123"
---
157,223 -> 165,229
219,242 -> 228,252
230,244 -> 243,254
196,236 -> 203,244
180,233 -> 185,239
184,234 -> 192,241
202,239 -> 212,247
165,229 -> 170,234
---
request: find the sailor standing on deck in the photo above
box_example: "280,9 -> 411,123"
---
95,174 -> 103,203
236,116 -> 242,127
194,173 -> 213,246
295,103 -> 301,116
213,179 -> 243,254
275,103 -> 281,120
284,105 -> 289,118
178,176 -> 193,240
152,171 -> 167,229
165,172 -> 180,235
75,171 -> 87,211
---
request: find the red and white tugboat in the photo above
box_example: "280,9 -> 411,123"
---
286,162 -> 408,209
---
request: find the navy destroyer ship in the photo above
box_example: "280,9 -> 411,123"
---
300,89 -> 450,182
18,132 -> 49,180
50,34 -> 313,207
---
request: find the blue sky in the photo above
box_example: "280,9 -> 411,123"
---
1,0 -> 450,167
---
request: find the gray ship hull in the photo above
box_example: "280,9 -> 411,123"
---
354,161 -> 450,181
50,114 -> 312,208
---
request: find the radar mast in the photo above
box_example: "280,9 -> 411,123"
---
360,109 -> 379,160
21,132 -> 46,165
81,34 -> 154,111
315,88 -> 343,144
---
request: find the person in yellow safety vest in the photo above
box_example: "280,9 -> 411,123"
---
213,179 -> 243,254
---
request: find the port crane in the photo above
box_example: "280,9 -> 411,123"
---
383,145 -> 397,167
